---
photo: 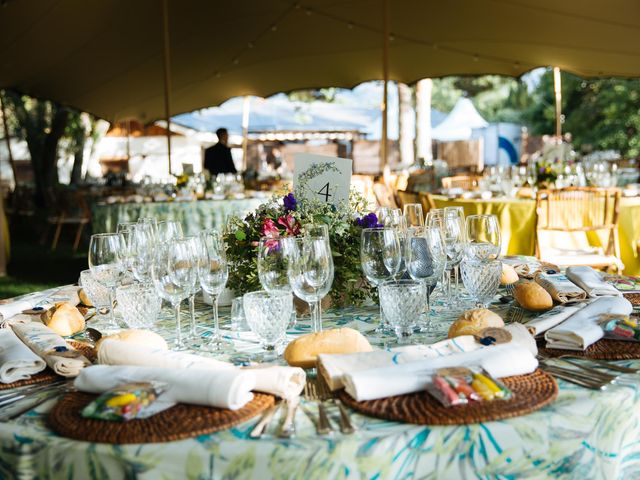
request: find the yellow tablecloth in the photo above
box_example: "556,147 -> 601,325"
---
432,195 -> 640,275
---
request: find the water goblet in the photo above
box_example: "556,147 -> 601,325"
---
88,233 -> 125,329
79,269 -> 111,319
198,229 -> 231,351
380,279 -> 426,342
151,240 -> 197,350
461,259 -> 502,308
116,283 -> 161,329
243,290 -> 293,360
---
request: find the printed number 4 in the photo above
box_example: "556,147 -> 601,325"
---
317,182 -> 332,202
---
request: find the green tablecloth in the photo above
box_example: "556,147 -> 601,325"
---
432,195 -> 640,275
1,287 -> 639,479
91,197 -> 267,235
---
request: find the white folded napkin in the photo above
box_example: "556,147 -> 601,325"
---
535,272 -> 587,303
11,322 -> 91,377
341,344 -> 538,401
566,266 -> 621,297
0,292 -> 48,326
98,339 -> 305,399
74,365 -> 256,411
319,323 -> 536,392
545,296 -> 633,350
0,286 -> 81,328
524,303 -> 588,336
0,328 -> 47,383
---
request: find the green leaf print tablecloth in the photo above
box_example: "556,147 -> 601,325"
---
1,289 -> 639,479
91,197 -> 267,235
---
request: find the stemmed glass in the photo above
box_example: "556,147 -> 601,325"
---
406,226 -> 447,331
198,230 -> 231,351
138,217 -> 158,241
286,236 -> 334,333
88,233 -> 125,329
258,237 -> 293,293
130,223 -> 155,285
156,220 -> 184,242
184,235 -> 207,345
151,239 -> 197,350
403,203 -> 425,228
465,214 -> 501,261
360,228 -> 401,332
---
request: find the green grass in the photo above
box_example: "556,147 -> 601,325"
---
1,220 -> 88,299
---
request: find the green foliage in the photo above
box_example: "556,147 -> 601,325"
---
223,191 -> 374,307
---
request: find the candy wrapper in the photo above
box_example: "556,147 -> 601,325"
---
426,367 -> 512,407
599,314 -> 640,342
81,382 -> 166,421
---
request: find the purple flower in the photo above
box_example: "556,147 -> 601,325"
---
283,193 -> 297,212
356,212 -> 383,228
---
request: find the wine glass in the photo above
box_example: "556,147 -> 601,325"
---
198,230 -> 231,351
138,217 -> 158,241
130,223 -> 155,285
465,214 -> 501,261
184,235 -> 207,345
286,237 -> 334,333
117,222 -> 137,233
360,228 -> 401,332
258,237 -> 293,293
384,210 -> 408,278
151,239 -> 197,350
157,220 -> 184,242
429,207 -> 466,307
406,226 -> 447,331
376,206 -> 391,225
88,233 -> 125,329
403,203 -> 424,228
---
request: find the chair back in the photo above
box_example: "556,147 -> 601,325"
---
534,187 -> 621,258
397,190 -> 420,210
373,182 -> 398,209
418,192 -> 436,213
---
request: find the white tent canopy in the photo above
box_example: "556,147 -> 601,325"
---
431,98 -> 489,141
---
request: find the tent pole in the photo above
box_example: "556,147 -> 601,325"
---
553,67 -> 562,138
416,78 -> 433,163
241,96 -> 250,171
0,91 -> 17,184
162,0 -> 173,175
380,0 -> 389,170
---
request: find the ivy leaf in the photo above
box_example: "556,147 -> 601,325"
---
235,230 -> 246,241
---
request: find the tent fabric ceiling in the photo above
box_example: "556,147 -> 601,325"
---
1,0 -> 639,121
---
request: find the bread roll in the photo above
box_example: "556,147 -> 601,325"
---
284,328 -> 372,369
448,308 -> 504,339
95,329 -> 168,352
78,288 -> 93,307
40,302 -> 85,336
500,263 -> 519,285
513,281 -> 553,311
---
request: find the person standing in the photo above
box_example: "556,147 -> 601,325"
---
204,128 -> 237,175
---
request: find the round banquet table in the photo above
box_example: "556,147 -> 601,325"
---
91,197 -> 267,235
431,195 -> 640,276
1,284 -> 640,479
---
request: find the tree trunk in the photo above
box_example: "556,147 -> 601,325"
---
416,78 -> 433,163
42,106 -> 69,189
397,82 -> 414,167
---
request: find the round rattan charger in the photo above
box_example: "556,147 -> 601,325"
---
338,369 -> 558,426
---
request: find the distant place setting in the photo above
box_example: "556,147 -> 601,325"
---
1,1 -> 640,479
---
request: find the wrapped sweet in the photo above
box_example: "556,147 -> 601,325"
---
81,382 -> 165,421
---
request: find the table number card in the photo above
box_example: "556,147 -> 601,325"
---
293,154 -> 352,207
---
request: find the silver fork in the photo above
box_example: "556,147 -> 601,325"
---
317,377 -> 355,435
538,360 -> 612,390
304,378 -> 332,435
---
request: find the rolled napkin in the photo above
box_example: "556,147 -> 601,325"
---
98,339 -> 305,399
524,303 -> 588,336
75,365 -> 256,411
12,322 -> 91,377
0,286 -> 81,328
566,266 -> 621,297
545,296 -> 633,350
341,344 -> 538,401
0,328 -> 47,383
0,293 -> 48,326
319,323 -> 536,391
535,272 -> 587,303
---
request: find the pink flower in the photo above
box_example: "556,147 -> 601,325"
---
277,214 -> 300,236
261,218 -> 280,238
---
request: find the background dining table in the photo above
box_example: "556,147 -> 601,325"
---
430,195 -> 640,276
0,284 -> 639,479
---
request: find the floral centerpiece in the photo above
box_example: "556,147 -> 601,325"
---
223,190 -> 381,307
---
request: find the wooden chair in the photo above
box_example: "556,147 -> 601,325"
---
42,189 -> 91,252
441,175 -> 481,191
418,192 -> 437,214
373,182 -> 398,209
396,190 -> 420,210
534,187 -> 623,271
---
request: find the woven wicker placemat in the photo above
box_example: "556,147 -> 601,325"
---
0,370 -> 59,390
48,392 -> 275,444
337,369 -> 557,426
624,293 -> 640,306
68,340 -> 96,363
539,339 -> 640,360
